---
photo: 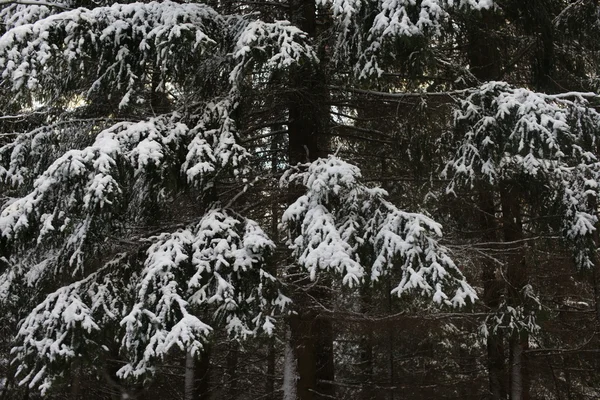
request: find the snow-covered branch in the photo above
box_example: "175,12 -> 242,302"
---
119,209 -> 287,380
281,155 -> 476,306
318,0 -> 495,78
444,81 -> 600,269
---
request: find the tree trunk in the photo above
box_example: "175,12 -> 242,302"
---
226,342 -> 239,399
70,358 -> 81,400
185,351 -> 195,400
266,127 -> 281,400
359,286 -> 374,400
479,186 -> 508,400
287,1 -> 333,399
283,330 -> 298,400
467,9 -> 508,400
499,182 -> 529,400
509,336 -> 523,400
289,312 -> 317,400
387,279 -> 395,400
266,338 -> 277,400
588,195 -> 600,324
184,348 -> 211,400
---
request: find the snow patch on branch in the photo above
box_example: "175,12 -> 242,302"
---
444,81 -> 600,269
119,209 -> 285,380
318,0 -> 495,78
282,155 -> 476,306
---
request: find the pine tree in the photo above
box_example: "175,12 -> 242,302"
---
0,1 -> 479,398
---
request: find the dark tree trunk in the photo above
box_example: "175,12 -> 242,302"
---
479,186 -> 508,400
286,1 -> 333,399
266,338 -> 277,400
588,193 -> 600,325
266,132 -> 280,400
499,182 -> 529,400
226,342 -> 239,399
70,358 -> 81,400
466,10 -> 502,82
359,286 -> 374,400
467,9 -> 508,400
185,348 -> 211,400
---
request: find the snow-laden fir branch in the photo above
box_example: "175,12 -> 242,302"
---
230,18 -> 318,84
0,119 -> 100,188
12,253 -> 135,395
480,284 -> 541,340
0,1 -> 317,107
119,209 -> 289,380
0,0 -> 317,284
281,155 -> 476,307
317,0 -> 495,78
0,115 -> 191,280
1,0 -> 73,31
443,81 -> 600,269
0,1 -> 223,105
13,209 -> 290,391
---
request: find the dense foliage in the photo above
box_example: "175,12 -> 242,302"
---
2,1 -> 600,399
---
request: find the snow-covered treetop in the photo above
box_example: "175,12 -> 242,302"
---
443,81 -> 600,269
318,0 -> 495,78
281,155 -> 477,307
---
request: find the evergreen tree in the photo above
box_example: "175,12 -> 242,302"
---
0,1 -> 479,398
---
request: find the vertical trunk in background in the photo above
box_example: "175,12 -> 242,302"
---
380,158 -> 395,400
466,9 -> 508,400
358,285 -> 374,400
226,343 -> 239,398
499,182 -> 529,400
185,352 -> 195,400
586,131 -> 600,326
519,0 -> 555,92
287,0 -> 320,166
70,358 -> 81,400
287,1 -> 333,399
590,198 -> 600,324
386,280 -> 395,400
479,186 -> 507,400
266,338 -> 277,400
184,349 -> 211,400
283,330 -> 298,400
267,129 -> 282,400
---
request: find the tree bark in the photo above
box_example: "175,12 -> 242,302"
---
479,186 -> 508,400
226,342 -> 239,399
185,351 -> 195,400
588,194 -> 600,324
467,9 -> 508,399
509,337 -> 524,400
266,338 -> 277,400
287,1 -> 333,399
70,358 -> 81,400
359,286 -> 374,400
283,330 -> 298,400
499,182 -> 529,400
184,348 -> 211,400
